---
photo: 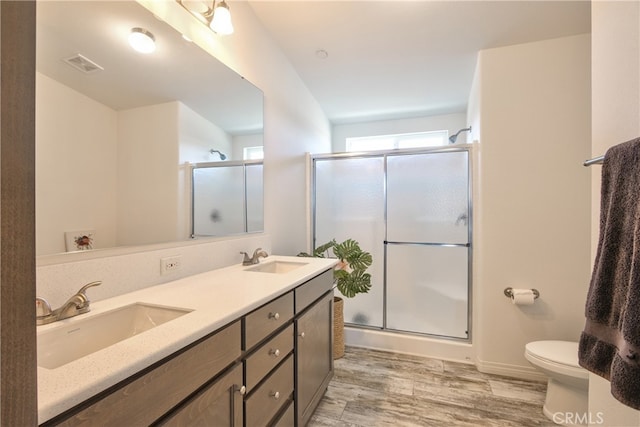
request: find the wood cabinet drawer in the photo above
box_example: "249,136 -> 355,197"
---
245,355 -> 294,427
272,400 -> 294,427
245,292 -> 293,349
295,269 -> 333,313
245,324 -> 293,392
54,321 -> 242,427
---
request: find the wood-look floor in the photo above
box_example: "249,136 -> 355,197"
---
308,347 -> 554,427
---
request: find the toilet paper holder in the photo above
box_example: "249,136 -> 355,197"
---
503,287 -> 540,299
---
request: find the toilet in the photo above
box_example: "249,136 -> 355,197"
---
525,341 -> 589,425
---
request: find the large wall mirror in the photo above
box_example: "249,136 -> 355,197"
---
36,1 -> 264,257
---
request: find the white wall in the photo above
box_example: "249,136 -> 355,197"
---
37,234 -> 271,308
470,34 -> 592,378
466,60 -> 481,145
117,102 -> 182,246
36,72 -> 119,255
36,74 -> 217,254
331,113 -> 467,152
588,1 -> 640,425
232,133 -> 263,160
178,102 -> 232,164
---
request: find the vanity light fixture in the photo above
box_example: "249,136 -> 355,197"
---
129,27 -> 156,54
209,0 -> 234,35
177,0 -> 234,35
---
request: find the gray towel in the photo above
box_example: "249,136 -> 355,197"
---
579,137 -> 640,410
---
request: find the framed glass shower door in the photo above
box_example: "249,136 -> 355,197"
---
385,151 -> 470,338
312,148 -> 471,340
385,244 -> 469,338
192,165 -> 245,236
191,161 -> 264,237
314,156 -> 385,327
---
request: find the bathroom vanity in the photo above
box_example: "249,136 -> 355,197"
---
37,256 -> 336,426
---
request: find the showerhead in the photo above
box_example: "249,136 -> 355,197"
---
210,149 -> 227,160
449,126 -> 472,144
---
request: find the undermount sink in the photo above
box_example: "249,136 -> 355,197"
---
245,260 -> 308,274
37,302 -> 192,369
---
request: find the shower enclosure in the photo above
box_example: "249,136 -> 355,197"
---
312,147 -> 471,340
191,160 -> 263,237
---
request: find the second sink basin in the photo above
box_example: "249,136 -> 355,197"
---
246,260 -> 308,274
38,302 -> 192,369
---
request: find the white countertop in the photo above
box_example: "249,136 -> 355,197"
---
37,255 -> 336,424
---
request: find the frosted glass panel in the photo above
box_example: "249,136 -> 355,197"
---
314,157 -> 385,327
313,149 -> 471,339
387,152 -> 468,244
386,244 -> 468,338
246,164 -> 263,233
192,166 -> 244,236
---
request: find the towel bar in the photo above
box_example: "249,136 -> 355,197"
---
583,155 -> 605,167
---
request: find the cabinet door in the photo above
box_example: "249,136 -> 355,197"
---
52,322 -> 241,427
159,363 -> 244,427
295,291 -> 333,426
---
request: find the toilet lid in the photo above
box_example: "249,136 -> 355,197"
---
525,340 -> 580,368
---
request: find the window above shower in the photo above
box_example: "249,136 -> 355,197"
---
346,130 -> 449,152
243,146 -> 264,160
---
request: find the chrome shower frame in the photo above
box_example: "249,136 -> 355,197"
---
309,144 -> 474,343
190,159 -> 263,238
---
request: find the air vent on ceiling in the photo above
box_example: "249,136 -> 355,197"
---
63,54 -> 104,74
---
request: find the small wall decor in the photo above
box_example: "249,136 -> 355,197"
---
64,230 -> 95,251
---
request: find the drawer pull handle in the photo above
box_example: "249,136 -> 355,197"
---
268,312 -> 280,320
270,391 -> 280,400
269,348 -> 280,357
299,332 -> 305,339
237,385 -> 247,395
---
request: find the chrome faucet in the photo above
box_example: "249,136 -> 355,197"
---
240,248 -> 269,266
36,281 -> 102,325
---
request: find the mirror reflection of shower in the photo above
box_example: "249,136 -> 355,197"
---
448,126 -> 472,144
210,149 -> 227,160
191,161 -> 264,237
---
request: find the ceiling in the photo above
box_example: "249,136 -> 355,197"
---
248,1 -> 591,124
36,1 -> 263,135
36,1 -> 591,131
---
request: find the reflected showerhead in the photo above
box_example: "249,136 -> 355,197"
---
210,149 -> 227,160
449,126 -> 472,144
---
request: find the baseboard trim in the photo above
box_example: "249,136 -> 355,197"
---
475,358 -> 547,382
344,326 -> 474,364
344,327 -> 548,382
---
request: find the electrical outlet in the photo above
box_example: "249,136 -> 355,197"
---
160,255 -> 182,275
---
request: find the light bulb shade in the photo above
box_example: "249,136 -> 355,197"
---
179,0 -> 213,24
129,28 -> 156,53
210,1 -> 234,35
181,0 -> 211,14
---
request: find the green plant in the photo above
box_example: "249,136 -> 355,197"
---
298,239 -> 372,298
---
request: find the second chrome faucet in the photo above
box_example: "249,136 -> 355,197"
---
240,248 -> 269,265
